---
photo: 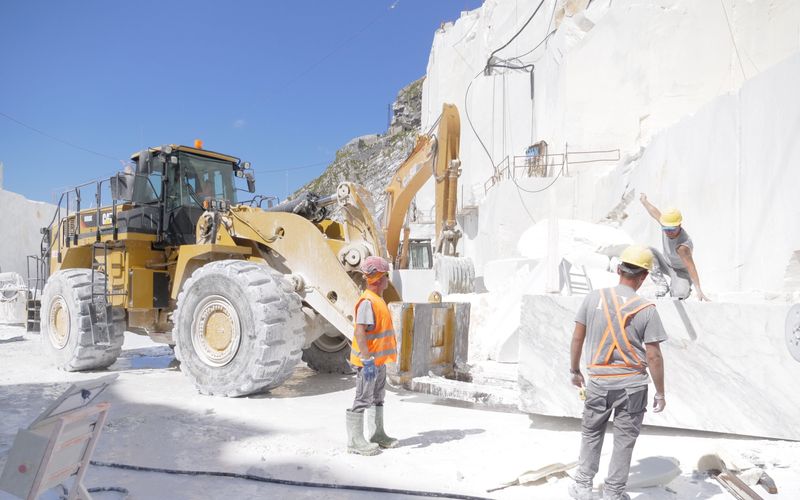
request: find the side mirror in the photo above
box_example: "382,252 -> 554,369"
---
110,172 -> 135,201
246,172 -> 256,193
137,150 -> 151,175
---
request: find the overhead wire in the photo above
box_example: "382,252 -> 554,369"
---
486,0 -> 547,64
3,2 -> 399,181
0,111 -> 124,163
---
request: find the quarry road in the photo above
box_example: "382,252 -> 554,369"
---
1,326 -> 798,500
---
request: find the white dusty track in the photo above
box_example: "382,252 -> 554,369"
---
2,326 -> 799,499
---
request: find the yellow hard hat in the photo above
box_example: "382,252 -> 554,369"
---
659,208 -> 683,227
619,245 -> 653,272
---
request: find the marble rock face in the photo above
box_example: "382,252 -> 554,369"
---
518,294 -> 799,440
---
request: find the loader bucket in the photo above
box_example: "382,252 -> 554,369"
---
387,301 -> 470,386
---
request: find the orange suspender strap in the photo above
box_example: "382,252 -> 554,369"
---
592,289 -> 632,366
609,290 -> 643,365
590,289 -> 652,370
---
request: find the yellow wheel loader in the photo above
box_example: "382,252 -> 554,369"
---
35,144 -> 398,396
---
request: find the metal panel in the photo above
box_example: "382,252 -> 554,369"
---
0,430 -> 49,499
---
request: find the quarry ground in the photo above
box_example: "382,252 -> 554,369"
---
1,325 -> 799,500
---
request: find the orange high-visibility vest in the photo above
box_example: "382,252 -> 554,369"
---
588,288 -> 653,379
349,289 -> 398,368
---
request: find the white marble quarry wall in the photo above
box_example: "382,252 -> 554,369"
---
518,294 -> 800,440
423,0 -> 800,205
0,189 -> 56,278
419,0 -> 800,294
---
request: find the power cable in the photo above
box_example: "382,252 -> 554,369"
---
89,460 -> 491,500
464,69 -> 497,173
0,111 -> 124,163
511,161 -> 564,193
486,0 -> 546,64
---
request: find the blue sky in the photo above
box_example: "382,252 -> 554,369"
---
0,0 -> 482,203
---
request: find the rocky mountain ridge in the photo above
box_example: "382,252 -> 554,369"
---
294,78 -> 423,219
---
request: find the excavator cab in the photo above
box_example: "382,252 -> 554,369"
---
398,238 -> 433,270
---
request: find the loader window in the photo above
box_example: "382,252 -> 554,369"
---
131,173 -> 161,204
177,153 -> 238,207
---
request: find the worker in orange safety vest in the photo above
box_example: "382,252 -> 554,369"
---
568,245 -> 668,500
345,256 -> 399,456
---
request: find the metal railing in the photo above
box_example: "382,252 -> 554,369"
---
483,148 -> 620,194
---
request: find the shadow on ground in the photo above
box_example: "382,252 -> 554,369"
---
397,428 -> 484,449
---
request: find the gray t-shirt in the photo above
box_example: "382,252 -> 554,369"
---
356,300 -> 375,330
575,285 -> 668,390
662,227 -> 693,270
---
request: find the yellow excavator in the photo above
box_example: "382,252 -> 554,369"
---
35,142 -> 401,395
383,103 -> 474,295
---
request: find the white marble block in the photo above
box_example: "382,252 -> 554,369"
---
518,294 -> 800,440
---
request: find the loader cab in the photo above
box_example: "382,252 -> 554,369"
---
127,145 -> 246,246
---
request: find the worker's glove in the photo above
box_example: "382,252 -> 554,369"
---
362,358 -> 377,382
653,393 -> 666,413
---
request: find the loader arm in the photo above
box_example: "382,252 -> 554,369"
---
194,182 -> 398,341
229,208 -> 362,337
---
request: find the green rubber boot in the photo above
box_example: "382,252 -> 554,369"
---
366,406 -> 399,448
346,410 -> 380,456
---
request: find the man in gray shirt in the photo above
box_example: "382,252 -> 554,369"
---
568,245 -> 668,500
639,193 -> 709,301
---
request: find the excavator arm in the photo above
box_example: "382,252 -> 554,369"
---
384,103 -> 462,268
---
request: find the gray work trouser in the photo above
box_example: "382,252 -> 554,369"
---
650,248 -> 691,299
574,386 -> 648,496
350,364 -> 387,412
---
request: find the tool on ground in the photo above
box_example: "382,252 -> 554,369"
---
487,461 -> 578,492
756,471 -> 778,494
697,454 -> 763,500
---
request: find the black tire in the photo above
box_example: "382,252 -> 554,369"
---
302,334 -> 354,374
40,269 -> 125,371
173,260 -> 304,397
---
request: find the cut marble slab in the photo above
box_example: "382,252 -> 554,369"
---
518,294 -> 800,440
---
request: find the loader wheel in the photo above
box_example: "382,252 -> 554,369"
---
173,260 -> 304,397
302,334 -> 354,374
40,269 -> 125,371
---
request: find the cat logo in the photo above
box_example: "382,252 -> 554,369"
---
101,212 -> 113,226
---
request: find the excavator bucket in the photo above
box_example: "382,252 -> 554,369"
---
434,255 -> 475,295
387,301 -> 470,386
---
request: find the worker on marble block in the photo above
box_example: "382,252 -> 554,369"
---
639,193 -> 709,301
